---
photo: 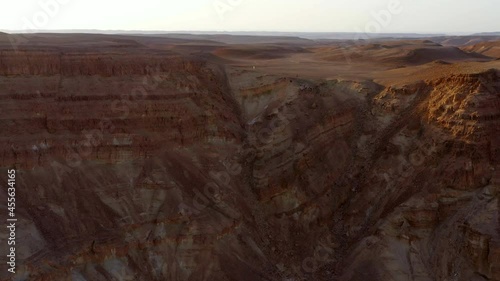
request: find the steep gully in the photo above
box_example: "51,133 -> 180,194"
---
0,51 -> 499,280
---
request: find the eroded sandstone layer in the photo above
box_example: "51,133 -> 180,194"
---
0,34 -> 499,281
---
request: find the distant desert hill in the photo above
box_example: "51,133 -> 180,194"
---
310,40 -> 491,66
132,33 -> 315,45
430,35 -> 500,46
473,31 -> 500,36
0,33 -> 225,51
462,40 -> 500,58
400,46 -> 491,64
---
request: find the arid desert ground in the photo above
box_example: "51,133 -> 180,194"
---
0,32 -> 499,280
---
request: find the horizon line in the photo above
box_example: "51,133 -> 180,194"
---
1,29 -> 499,36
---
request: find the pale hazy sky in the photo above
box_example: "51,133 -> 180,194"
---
0,0 -> 498,34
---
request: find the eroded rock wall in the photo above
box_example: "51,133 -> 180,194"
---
0,49 -> 499,281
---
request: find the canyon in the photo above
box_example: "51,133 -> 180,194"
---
0,33 -> 499,281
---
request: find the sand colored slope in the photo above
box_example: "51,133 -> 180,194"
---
213,44 -> 310,60
463,40 -> 500,58
310,40 -> 491,66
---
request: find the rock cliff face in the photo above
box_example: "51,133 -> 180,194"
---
0,39 -> 499,281
334,69 -> 500,281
